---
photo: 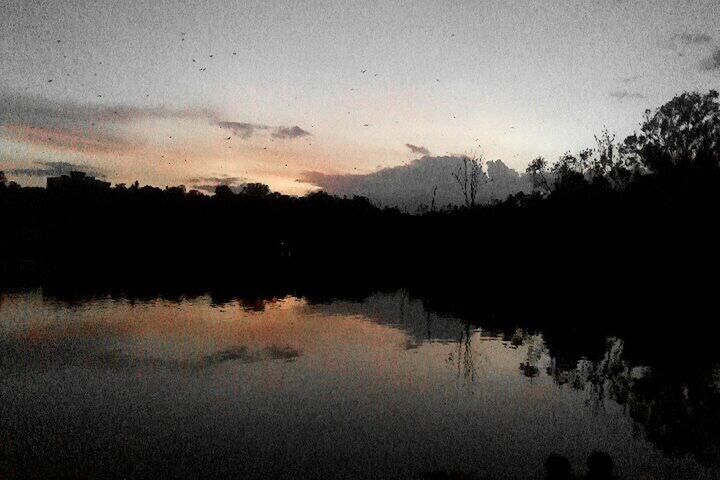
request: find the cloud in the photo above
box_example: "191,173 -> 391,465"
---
2,124 -> 138,155
0,90 -> 220,160
660,32 -> 713,56
7,161 -> 103,179
405,143 -> 430,155
618,75 -> 641,84
609,90 -> 646,100
0,91 -> 215,132
271,125 -> 311,139
187,174 -> 247,193
700,47 -> 720,71
0,91 -> 308,146
677,33 -> 713,45
217,121 -> 269,139
217,122 -> 311,140
188,175 -> 246,185
298,156 -> 531,211
0,333 -> 300,370
204,345 -> 301,365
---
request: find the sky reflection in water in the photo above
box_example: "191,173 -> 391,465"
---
0,290 -> 718,479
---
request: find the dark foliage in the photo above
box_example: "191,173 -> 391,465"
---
1,91 -> 720,307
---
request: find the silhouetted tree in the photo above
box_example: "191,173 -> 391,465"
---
165,185 -> 186,196
214,184 -> 234,197
551,149 -> 592,192
452,154 -> 485,207
240,182 -> 271,197
591,128 -> 637,189
623,90 -> 720,172
526,156 -> 552,194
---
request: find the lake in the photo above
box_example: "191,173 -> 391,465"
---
1,289 -> 718,479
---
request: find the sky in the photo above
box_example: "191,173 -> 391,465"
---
1,0 -> 719,195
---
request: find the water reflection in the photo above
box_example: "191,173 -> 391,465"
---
547,336 -> 720,469
0,288 -> 718,479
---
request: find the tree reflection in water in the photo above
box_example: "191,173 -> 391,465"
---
445,324 -> 478,383
543,335 -> 720,468
436,313 -> 720,471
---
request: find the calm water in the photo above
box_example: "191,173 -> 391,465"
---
1,289 -> 719,479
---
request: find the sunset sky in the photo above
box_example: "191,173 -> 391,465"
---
1,0 -> 719,194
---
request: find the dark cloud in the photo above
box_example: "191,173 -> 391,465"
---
0,91 -> 215,132
187,174 -> 246,194
677,33 -> 713,45
609,90 -> 646,100
271,125 -> 311,139
700,47 -> 720,71
188,175 -> 245,185
0,91 -> 218,159
7,161 -> 103,179
405,143 -> 430,155
1,91 -> 311,151
298,156 -> 531,211
217,121 -> 269,139
217,122 -> 311,140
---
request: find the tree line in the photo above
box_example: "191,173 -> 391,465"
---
1,90 -> 720,302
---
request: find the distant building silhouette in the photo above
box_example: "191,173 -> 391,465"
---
47,171 -> 110,191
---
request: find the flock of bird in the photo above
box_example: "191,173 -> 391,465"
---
46,31 -> 465,121
42,32 -> 517,171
